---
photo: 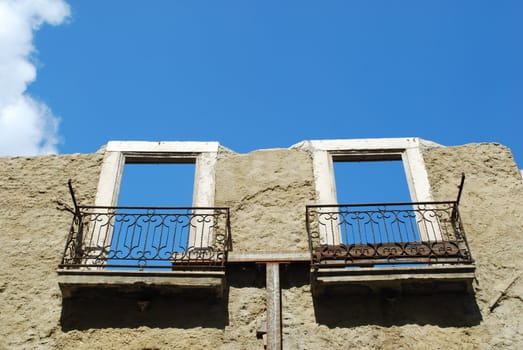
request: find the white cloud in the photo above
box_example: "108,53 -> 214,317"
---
0,0 -> 70,156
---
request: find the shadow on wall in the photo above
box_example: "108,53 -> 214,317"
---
60,264 -> 295,331
226,262 -> 311,289
227,263 -> 267,288
60,289 -> 229,331
313,292 -> 482,327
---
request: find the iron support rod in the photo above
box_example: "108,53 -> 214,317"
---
456,172 -> 466,206
67,179 -> 79,215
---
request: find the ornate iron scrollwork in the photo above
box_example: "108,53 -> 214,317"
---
307,201 -> 474,267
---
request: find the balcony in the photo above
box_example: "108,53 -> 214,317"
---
57,205 -> 231,298
306,201 -> 475,295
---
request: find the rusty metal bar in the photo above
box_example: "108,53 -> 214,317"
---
67,179 -> 79,215
456,172 -> 466,206
451,172 -> 466,224
67,180 -> 84,261
307,200 -> 457,208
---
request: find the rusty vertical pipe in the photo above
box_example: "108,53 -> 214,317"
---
266,262 -> 282,350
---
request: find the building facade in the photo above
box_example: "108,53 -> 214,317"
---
1,138 -> 522,349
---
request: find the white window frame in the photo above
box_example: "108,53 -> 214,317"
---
88,141 -> 220,259
293,138 -> 439,245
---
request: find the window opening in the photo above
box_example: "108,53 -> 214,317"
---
333,160 -> 422,266
108,162 -> 196,270
333,160 -> 411,204
303,139 -> 470,270
117,162 -> 195,206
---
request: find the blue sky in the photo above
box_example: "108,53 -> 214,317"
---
1,1 -> 522,164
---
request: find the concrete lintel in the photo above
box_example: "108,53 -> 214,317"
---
106,141 -> 220,153
228,252 -> 310,263
292,138 -> 427,152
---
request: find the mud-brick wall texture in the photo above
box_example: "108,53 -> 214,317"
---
1,141 -> 523,350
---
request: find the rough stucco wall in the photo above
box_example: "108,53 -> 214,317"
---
422,143 -> 523,348
0,154 -> 104,349
280,285 -> 484,350
54,268 -> 267,350
2,142 -> 523,350
276,143 -> 523,350
0,151 -> 270,350
214,148 -> 316,252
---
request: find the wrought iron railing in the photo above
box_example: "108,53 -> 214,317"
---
59,205 -> 231,270
306,201 -> 473,268
59,180 -> 230,270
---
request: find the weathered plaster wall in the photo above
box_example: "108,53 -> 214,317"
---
55,281 -> 265,349
0,154 -> 104,349
1,141 -> 523,350
277,143 -> 523,350
214,148 -> 316,252
422,143 -> 523,348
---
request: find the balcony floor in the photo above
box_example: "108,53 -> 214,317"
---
311,264 -> 475,296
57,268 -> 225,298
